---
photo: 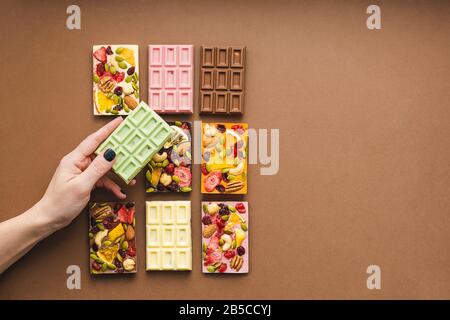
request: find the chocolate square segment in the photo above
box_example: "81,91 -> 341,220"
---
214,93 -> 228,113
230,92 -> 244,114
231,47 -> 245,68
201,69 -> 214,90
200,92 -> 214,113
201,47 -> 215,67
199,45 -> 246,115
230,70 -> 243,90
216,47 -> 230,68
215,70 -> 229,90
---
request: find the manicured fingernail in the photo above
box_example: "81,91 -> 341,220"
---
121,189 -> 126,195
104,148 -> 116,162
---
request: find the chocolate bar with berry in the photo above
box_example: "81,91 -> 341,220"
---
89,202 -> 137,274
93,45 -> 139,115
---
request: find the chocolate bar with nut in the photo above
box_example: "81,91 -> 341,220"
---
202,202 -> 249,273
201,123 -> 248,194
89,202 -> 137,274
145,121 -> 192,193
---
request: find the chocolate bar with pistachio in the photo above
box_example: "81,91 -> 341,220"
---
89,202 -> 137,274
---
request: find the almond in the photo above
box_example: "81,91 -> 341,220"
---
202,224 -> 217,238
125,225 -> 135,241
124,95 -> 138,109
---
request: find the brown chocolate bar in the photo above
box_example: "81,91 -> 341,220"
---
199,46 -> 246,114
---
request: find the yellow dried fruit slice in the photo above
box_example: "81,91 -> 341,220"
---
151,167 -> 162,186
224,213 -> 245,233
108,223 -> 124,242
119,48 -> 135,66
228,212 -> 244,225
97,244 -> 119,264
94,90 -> 115,113
235,228 -> 246,247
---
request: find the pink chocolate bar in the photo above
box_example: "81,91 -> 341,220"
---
148,45 -> 194,114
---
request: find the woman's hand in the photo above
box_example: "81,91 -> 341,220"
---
37,117 -> 135,230
0,117 -> 135,273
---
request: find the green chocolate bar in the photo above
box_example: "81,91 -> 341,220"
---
95,102 -> 172,183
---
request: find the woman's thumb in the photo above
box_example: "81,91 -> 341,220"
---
78,149 -> 116,188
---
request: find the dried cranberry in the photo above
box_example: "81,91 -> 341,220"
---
202,215 -> 212,225
216,124 -> 226,133
237,246 -> 245,256
113,104 -> 123,111
157,183 -> 166,191
165,163 -> 175,174
201,163 -> 208,175
216,218 -> 226,229
218,203 -> 226,208
218,263 -> 227,273
235,203 -> 246,213
114,86 -> 123,96
224,250 -> 236,259
103,216 -> 118,229
112,71 -> 125,82
181,122 -> 190,130
125,202 -> 134,209
127,247 -> 136,257
92,261 -> 101,271
96,63 -> 105,76
92,243 -> 98,252
167,182 -> 179,192
114,260 -> 123,268
215,185 -> 225,193
127,66 -> 135,75
222,173 -> 229,183
106,46 -> 113,55
91,226 -> 99,234
105,222 -> 118,230
119,250 -> 127,258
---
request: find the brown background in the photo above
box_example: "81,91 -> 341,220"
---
0,0 -> 449,299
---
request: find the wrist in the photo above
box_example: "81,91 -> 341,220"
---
27,198 -> 64,238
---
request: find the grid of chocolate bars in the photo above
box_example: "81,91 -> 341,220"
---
90,44 -> 249,274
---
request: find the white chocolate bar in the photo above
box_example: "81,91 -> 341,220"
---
146,201 -> 192,270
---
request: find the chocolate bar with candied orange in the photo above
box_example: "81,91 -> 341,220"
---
89,202 -> 137,274
201,123 -> 248,194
